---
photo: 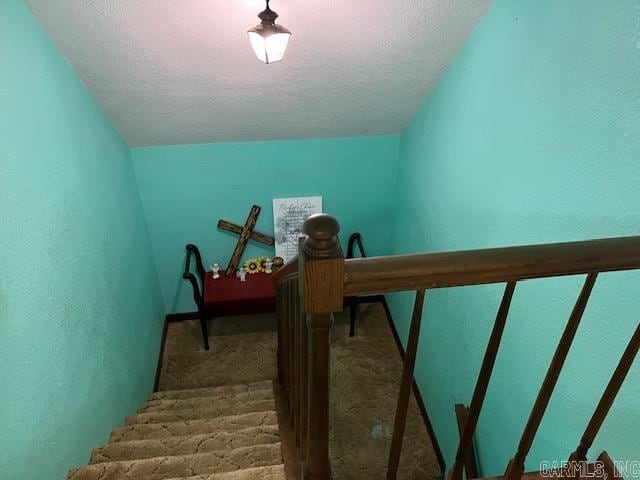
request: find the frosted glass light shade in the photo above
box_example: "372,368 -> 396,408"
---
248,29 -> 291,64
248,30 -> 291,63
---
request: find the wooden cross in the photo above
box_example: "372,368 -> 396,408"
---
218,205 -> 275,277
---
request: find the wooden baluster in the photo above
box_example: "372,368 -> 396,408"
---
569,322 -> 640,463
285,280 -> 292,417
289,279 -> 296,426
387,289 -> 427,480
454,404 -> 479,480
300,284 -> 309,460
596,452 -> 622,480
280,281 -> 291,411
449,282 -> 517,480
505,273 -> 598,480
294,280 -> 302,445
276,282 -> 286,385
300,214 -> 344,480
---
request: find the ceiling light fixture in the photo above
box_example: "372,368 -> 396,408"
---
247,0 -> 291,64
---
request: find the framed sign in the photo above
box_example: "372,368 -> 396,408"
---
273,196 -> 322,261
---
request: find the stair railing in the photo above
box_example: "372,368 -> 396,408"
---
274,213 -> 640,480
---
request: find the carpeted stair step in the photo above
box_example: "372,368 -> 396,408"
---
165,464 -> 286,479
149,381 -> 273,401
66,443 -> 283,480
90,425 -> 280,463
138,389 -> 274,414
125,398 -> 276,425
110,411 -> 278,443
158,332 -> 277,391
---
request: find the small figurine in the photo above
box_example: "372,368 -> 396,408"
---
258,256 -> 269,271
236,267 -> 248,282
211,263 -> 220,279
264,259 -> 273,274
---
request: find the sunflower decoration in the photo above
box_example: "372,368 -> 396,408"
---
244,258 -> 262,274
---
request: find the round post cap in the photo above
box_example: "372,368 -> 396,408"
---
304,214 -> 340,240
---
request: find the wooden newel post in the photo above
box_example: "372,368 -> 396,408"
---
300,214 -> 344,480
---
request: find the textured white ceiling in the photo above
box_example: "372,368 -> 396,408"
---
26,0 -> 491,147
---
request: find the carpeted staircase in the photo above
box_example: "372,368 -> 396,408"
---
65,308 -> 441,479
65,380 -> 286,480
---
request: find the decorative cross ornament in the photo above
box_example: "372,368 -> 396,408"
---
218,205 -> 275,277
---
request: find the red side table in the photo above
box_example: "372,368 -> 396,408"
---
204,272 -> 277,317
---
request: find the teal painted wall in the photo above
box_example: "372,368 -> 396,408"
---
132,136 -> 399,313
0,1 -> 164,478
389,0 -> 640,475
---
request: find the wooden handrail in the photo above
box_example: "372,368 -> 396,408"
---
344,235 -> 640,296
275,214 -> 640,480
273,255 -> 299,282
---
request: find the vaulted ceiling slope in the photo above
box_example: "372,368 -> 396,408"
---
26,0 -> 491,147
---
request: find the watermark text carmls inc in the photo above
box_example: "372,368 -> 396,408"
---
540,460 -> 640,478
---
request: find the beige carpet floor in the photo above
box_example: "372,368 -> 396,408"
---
158,304 -> 442,480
